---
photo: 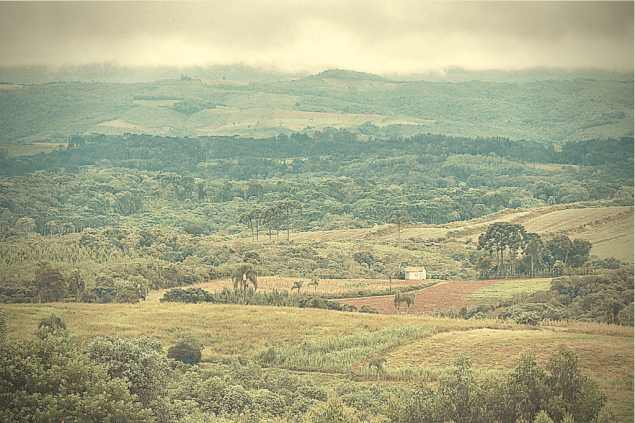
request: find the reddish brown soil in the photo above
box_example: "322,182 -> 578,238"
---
337,280 -> 502,315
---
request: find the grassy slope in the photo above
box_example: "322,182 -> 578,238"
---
238,204 -> 634,263
4,302 -> 633,422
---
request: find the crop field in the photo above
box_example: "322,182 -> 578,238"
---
521,206 -> 632,234
337,279 -> 504,315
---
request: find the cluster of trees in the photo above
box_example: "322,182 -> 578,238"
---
444,268 -> 634,326
0,311 -> 615,423
476,223 -> 593,278
0,260 -> 150,304
239,199 -> 302,242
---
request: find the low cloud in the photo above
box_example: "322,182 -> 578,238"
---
0,1 -> 632,73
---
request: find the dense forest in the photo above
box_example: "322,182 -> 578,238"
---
1,133 -> 632,236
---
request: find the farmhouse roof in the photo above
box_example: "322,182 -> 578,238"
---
404,267 -> 426,272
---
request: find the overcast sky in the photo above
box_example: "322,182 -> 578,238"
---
0,1 -> 632,75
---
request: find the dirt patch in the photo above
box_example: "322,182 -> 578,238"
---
272,109 -> 385,124
337,279 -> 502,315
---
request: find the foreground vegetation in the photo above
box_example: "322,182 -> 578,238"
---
2,304 -> 632,422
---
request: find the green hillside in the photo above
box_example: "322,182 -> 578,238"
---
1,67 -> 632,143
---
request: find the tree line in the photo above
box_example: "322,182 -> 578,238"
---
476,222 -> 593,279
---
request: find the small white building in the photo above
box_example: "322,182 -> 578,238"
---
404,266 -> 427,280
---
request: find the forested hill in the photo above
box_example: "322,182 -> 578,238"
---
0,131 -> 632,239
0,67 -> 632,143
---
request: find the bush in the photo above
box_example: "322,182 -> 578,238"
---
515,311 -> 541,326
360,305 -> 380,314
0,335 -> 152,422
167,334 -> 204,365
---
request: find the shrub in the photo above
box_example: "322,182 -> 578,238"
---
515,311 -> 541,326
167,334 -> 204,365
360,305 -> 380,314
304,395 -> 360,423
38,313 -> 67,331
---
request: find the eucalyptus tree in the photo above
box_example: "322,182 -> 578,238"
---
276,199 -> 303,241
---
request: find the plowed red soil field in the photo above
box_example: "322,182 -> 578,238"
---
337,279 -> 502,315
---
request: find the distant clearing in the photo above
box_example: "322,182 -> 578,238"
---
97,119 -> 145,130
146,277 -> 426,302
97,118 -> 171,135
274,205 -> 633,264
201,78 -> 249,86
0,142 -> 67,157
197,108 -> 395,135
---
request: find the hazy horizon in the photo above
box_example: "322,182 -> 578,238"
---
0,1 -> 632,75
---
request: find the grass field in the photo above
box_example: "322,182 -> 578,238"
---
466,278 -> 552,300
0,142 -> 68,157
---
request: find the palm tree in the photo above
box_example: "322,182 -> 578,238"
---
291,280 -> 303,295
308,278 -> 320,292
231,264 -> 258,301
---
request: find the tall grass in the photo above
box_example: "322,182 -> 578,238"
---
256,324 -> 434,372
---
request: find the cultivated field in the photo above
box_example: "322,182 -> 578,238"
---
336,279 -> 504,315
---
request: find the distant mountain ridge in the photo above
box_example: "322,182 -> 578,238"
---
0,64 -> 632,143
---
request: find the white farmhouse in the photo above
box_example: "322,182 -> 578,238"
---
404,266 -> 427,280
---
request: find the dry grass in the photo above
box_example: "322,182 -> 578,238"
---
0,143 -> 68,158
384,327 -> 633,380
5,302 -> 631,420
542,320 -> 635,337
3,303 -> 517,361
